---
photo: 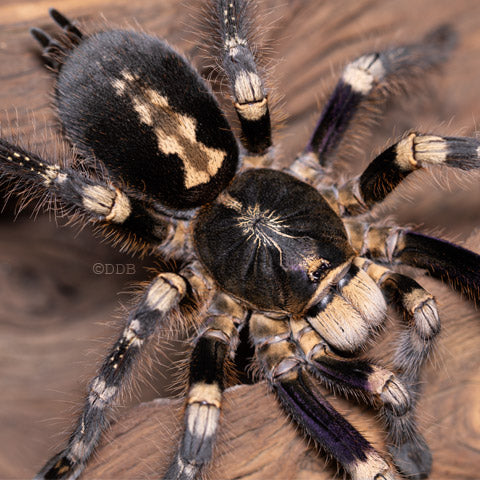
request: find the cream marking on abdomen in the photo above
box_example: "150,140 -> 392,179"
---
112,70 -> 226,189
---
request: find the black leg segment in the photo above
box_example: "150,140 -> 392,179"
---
395,231 -> 480,304
164,313 -> 240,480
275,370 -> 396,480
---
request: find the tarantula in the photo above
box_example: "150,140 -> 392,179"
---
1,1 -> 479,479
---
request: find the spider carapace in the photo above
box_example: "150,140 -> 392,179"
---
1,2 -> 480,480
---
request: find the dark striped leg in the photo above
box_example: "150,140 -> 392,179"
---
335,133 -> 480,215
0,139 -> 173,251
287,26 -> 455,184
212,0 -> 272,158
355,258 -> 442,478
344,221 -> 480,304
35,271 -> 190,480
308,349 -> 412,418
164,294 -> 244,480
290,314 -> 423,478
250,313 -> 398,480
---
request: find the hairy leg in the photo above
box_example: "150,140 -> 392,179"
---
164,293 -> 245,480
288,26 -> 456,184
209,0 -> 272,159
35,268 -> 197,480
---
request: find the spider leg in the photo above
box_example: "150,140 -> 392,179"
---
344,220 -> 480,303
294,289 -> 431,479
48,8 -> 83,44
30,9 -> 83,72
30,27 -> 65,71
164,293 -> 245,480
306,347 -> 412,417
0,139 -> 177,253
287,25 -> 456,184
354,257 -> 442,478
355,258 -> 440,382
250,313 -> 398,480
35,268 -> 197,480
306,349 -> 431,479
211,0 -> 272,160
333,133 -> 480,215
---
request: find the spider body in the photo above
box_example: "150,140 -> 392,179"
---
1,3 -> 480,480
194,168 -> 355,314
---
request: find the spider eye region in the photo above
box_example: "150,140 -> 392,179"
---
194,169 -> 354,313
55,30 -> 239,211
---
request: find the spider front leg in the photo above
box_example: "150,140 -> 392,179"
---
288,25 -> 455,184
0,139 -> 178,253
35,268 -> 197,480
342,222 -> 480,476
165,293 -> 245,480
250,313 -> 399,480
211,0 -> 272,161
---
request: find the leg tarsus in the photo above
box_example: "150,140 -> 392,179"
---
388,432 -> 432,480
49,8 -> 83,42
30,27 -> 65,70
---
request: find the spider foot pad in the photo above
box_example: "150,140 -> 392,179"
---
388,434 -> 432,480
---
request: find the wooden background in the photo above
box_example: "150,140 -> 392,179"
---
0,0 -> 479,478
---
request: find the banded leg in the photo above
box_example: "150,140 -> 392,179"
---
356,258 -> 440,381
355,257 -> 441,478
212,0 -> 272,157
35,271 -> 190,480
288,26 -> 455,184
291,315 -> 428,478
344,221 -> 480,304
307,347 -> 412,417
165,294 -> 244,480
250,313 -> 398,480
0,139 -> 174,252
335,133 -> 480,215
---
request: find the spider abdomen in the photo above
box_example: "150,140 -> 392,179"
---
56,30 -> 239,210
194,169 -> 355,313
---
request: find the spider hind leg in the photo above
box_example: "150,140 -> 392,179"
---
209,0 -> 272,159
48,8 -> 84,44
30,9 -> 84,71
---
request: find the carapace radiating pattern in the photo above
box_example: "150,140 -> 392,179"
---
0,2 -> 479,480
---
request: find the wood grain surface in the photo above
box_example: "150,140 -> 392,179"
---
0,1 -> 479,479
